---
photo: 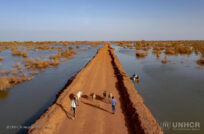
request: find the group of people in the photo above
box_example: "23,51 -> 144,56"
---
71,91 -> 117,118
103,91 -> 116,114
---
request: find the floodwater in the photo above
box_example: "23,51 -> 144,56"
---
0,44 -> 102,134
113,45 -> 204,134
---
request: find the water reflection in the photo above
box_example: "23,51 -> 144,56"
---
113,44 -> 204,134
0,45 -> 102,134
0,90 -> 9,99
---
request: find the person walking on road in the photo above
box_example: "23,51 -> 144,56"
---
71,96 -> 77,118
111,96 -> 116,114
103,91 -> 106,98
103,91 -> 107,103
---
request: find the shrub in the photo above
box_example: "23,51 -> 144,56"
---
197,58 -> 204,65
162,56 -> 169,64
0,70 -> 10,75
152,50 -> 161,58
0,56 -> 4,60
50,59 -> 60,66
176,46 -> 192,55
136,51 -> 147,57
49,54 -> 61,60
165,48 -> 176,55
76,45 -> 80,49
61,49 -> 76,58
12,48 -> 28,57
0,77 -> 11,91
0,75 -> 33,90
24,58 -> 50,70
69,46 -> 74,50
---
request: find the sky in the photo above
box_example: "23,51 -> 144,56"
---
0,0 -> 203,41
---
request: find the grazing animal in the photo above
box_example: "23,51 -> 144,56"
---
76,91 -> 83,101
92,93 -> 96,100
108,92 -> 113,103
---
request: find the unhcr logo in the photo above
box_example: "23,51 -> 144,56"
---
160,121 -> 200,131
160,121 -> 171,130
172,122 -> 200,131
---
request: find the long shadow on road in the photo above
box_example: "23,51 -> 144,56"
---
56,103 -> 73,120
81,100 -> 112,114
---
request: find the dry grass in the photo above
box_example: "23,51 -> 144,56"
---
152,50 -> 161,58
165,48 -> 176,55
61,49 -> 76,58
0,76 -> 33,90
136,50 -> 147,57
49,54 -> 61,60
0,40 -> 203,91
36,44 -> 50,50
8,76 -> 33,85
0,56 -> 4,60
197,58 -> 204,65
76,45 -> 80,49
12,48 -> 28,57
69,46 -> 74,50
0,77 -> 11,91
161,56 -> 169,64
126,44 -> 133,49
24,58 -> 50,70
114,41 -> 204,59
192,42 -> 204,57
0,70 -> 10,75
0,41 -> 105,90
50,59 -> 60,66
176,46 -> 192,55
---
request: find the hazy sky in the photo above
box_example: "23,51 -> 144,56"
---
0,0 -> 203,41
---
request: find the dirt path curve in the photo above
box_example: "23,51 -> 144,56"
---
27,44 -> 163,134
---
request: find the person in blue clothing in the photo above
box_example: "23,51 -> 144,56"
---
111,96 -> 116,114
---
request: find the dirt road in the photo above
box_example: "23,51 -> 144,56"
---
28,44 -> 162,134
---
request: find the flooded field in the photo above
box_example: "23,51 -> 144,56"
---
0,42 -> 102,134
0,41 -> 203,134
113,43 -> 204,134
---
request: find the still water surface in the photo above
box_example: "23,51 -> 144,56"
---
0,45 -> 102,134
113,45 -> 204,134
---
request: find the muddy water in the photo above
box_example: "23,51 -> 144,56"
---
0,45 -> 102,134
113,45 -> 204,134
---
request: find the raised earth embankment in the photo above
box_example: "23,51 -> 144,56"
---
27,44 -> 163,134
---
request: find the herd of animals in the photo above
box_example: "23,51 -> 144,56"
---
74,90 -> 113,102
73,73 -> 139,102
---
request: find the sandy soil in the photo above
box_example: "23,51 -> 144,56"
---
27,44 -> 163,134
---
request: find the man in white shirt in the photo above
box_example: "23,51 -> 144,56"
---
71,97 -> 77,117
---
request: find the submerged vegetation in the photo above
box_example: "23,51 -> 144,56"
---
197,58 -> 204,65
0,41 -> 104,90
11,48 -> 28,57
0,76 -> 33,91
0,56 -> 4,61
0,40 -> 203,90
112,40 -> 204,65
136,50 -> 147,58
161,56 -> 169,64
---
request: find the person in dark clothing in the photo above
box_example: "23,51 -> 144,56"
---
103,91 -> 106,98
111,96 -> 116,114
